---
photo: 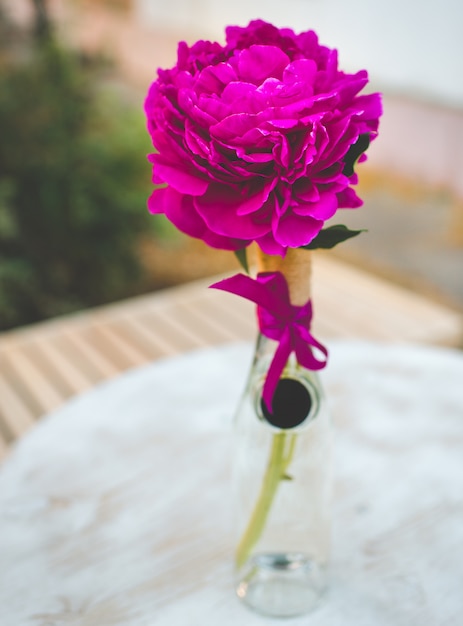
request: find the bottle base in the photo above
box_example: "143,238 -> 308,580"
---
235,552 -> 326,618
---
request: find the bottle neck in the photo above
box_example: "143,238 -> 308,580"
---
247,332 -> 323,431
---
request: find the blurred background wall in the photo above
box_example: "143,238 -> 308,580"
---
136,0 -> 463,105
1,0 -> 462,328
134,0 -> 463,196
6,0 -> 462,193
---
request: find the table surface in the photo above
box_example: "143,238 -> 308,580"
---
0,340 -> 462,626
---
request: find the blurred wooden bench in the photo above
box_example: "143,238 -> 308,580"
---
0,252 -> 461,462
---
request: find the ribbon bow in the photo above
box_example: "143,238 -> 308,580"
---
210,272 -> 328,413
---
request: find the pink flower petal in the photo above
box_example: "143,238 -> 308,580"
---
237,45 -> 290,84
283,59 -> 317,86
293,179 -> 320,203
195,62 -> 237,94
194,184 -> 272,238
151,157 -> 209,195
154,187 -> 246,250
152,187 -> 205,237
221,81 -> 268,114
210,112 -> 258,141
184,120 -> 211,159
147,187 -> 166,215
273,211 -> 322,247
292,191 -> 338,220
256,232 -> 286,256
336,187 -> 363,208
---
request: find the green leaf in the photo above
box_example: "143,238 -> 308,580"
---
234,248 -> 249,274
282,473 -> 293,481
342,133 -> 371,177
302,224 -> 366,250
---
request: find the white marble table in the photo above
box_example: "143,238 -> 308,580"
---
0,340 -> 462,626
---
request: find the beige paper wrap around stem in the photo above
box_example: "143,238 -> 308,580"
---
254,246 -> 312,306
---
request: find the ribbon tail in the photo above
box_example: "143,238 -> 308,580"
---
295,328 -> 329,371
262,330 -> 291,414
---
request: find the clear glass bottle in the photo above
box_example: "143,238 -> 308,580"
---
232,249 -> 332,618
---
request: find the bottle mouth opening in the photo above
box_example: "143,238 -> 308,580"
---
255,376 -> 320,431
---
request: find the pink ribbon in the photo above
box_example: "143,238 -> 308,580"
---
210,272 -> 328,413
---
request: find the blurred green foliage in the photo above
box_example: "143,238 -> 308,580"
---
0,38 -> 154,331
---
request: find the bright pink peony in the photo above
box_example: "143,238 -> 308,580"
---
145,20 -> 382,255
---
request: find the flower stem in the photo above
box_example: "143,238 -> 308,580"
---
235,431 -> 297,569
